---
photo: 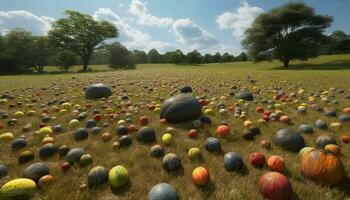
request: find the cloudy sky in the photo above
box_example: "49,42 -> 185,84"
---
0,0 -> 349,55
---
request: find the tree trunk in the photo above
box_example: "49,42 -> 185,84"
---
283,59 -> 290,68
83,59 -> 89,72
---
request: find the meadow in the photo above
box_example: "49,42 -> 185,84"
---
1,54 -> 350,200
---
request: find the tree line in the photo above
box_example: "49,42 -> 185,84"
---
1,2 -> 350,74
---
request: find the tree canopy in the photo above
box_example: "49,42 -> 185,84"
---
242,2 -> 333,68
48,10 -> 118,72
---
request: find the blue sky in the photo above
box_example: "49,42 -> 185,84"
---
0,0 -> 349,55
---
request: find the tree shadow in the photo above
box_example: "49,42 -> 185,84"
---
266,60 -> 350,70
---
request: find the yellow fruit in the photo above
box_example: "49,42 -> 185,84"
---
0,178 -> 36,198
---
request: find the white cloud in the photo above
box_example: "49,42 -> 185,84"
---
172,18 -> 220,51
0,10 -> 55,35
216,1 -> 263,38
128,0 -> 174,27
93,8 -> 175,53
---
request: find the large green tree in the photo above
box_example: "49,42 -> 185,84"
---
49,10 -> 118,72
109,43 -> 135,69
242,2 -> 332,68
147,49 -> 161,63
186,50 -> 201,64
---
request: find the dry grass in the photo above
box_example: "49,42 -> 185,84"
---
0,54 -> 350,199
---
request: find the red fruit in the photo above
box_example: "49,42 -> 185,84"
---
61,162 -> 71,171
340,134 -> 350,143
256,106 -> 264,113
267,155 -> 285,173
343,108 -> 350,114
160,118 -> 167,124
192,167 -> 210,186
259,172 -> 293,200
39,123 -> 46,128
249,152 -> 266,168
42,108 -> 49,114
198,99 -> 207,106
140,116 -> 149,126
279,115 -> 290,123
148,104 -> 155,110
263,115 -> 270,121
216,125 -> 230,137
264,110 -> 272,116
188,129 -> 199,138
93,114 -> 102,121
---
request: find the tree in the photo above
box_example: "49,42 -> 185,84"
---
170,49 -> 186,64
212,52 -> 222,63
49,10 -> 118,72
203,54 -> 212,63
324,30 -> 350,54
132,50 -> 148,64
109,43 -> 135,69
58,50 -> 78,72
222,53 -> 233,63
237,52 -> 248,61
148,49 -> 161,63
0,29 -> 35,74
186,50 -> 201,64
31,36 -> 55,73
242,2 -> 332,68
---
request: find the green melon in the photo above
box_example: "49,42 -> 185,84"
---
0,178 -> 36,198
108,165 -> 129,188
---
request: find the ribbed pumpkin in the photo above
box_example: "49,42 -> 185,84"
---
191,167 -> 210,186
300,149 -> 344,186
258,172 -> 293,200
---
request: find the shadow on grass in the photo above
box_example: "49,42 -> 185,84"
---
266,60 -> 350,70
198,181 -> 216,198
110,180 -> 131,196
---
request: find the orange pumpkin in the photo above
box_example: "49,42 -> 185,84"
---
340,134 -> 350,143
343,107 -> 350,113
268,155 -> 285,173
216,125 -> 230,137
192,167 -> 210,186
300,149 -> 344,186
324,144 -> 341,156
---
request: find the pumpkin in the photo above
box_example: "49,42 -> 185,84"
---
61,162 -> 71,171
324,144 -> 341,156
300,149 -> 344,186
148,183 -> 179,200
159,94 -> 202,122
116,125 -> 128,135
274,128 -> 305,152
136,126 -> 156,143
85,83 -> 112,98
340,134 -> 350,143
267,155 -> 285,173
224,152 -> 243,172
205,137 -> 221,152
192,167 -> 210,186
150,145 -> 164,157
216,125 -> 230,137
315,135 -> 336,148
162,153 -> 182,171
298,147 -> 315,158
38,175 -> 54,187
249,152 -> 265,168
11,138 -> 27,150
23,163 -> 50,182
162,133 -> 172,145
108,165 -> 129,188
0,178 -> 36,198
258,172 -> 293,200
87,166 -> 108,188
238,91 -> 254,101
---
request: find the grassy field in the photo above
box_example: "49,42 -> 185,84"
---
1,54 -> 350,200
